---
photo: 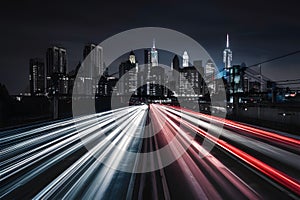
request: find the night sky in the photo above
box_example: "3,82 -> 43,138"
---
1,0 -> 300,94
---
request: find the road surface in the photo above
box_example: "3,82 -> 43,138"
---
0,104 -> 299,199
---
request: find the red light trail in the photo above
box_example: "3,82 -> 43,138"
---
153,104 -> 300,196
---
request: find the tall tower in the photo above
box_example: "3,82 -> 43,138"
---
129,50 -> 136,64
29,58 -> 45,96
223,34 -> 232,74
46,46 -> 67,76
82,44 -> 104,95
182,51 -> 189,67
46,46 -> 67,94
172,55 -> 179,71
118,51 -> 138,95
151,39 -> 158,67
83,44 -> 104,78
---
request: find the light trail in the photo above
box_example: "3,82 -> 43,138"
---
155,104 -> 300,197
151,104 -> 260,199
0,105 -> 148,199
0,104 -> 299,199
34,105 -> 148,199
169,105 -> 300,149
160,106 -> 300,173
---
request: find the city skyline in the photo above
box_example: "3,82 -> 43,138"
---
1,0 -> 300,94
15,35 -> 300,100
1,2 -> 300,198
28,41 -> 211,97
4,33 -> 300,95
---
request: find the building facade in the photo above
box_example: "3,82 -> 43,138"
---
223,34 -> 232,72
151,40 -> 158,67
179,66 -> 204,97
29,58 -> 45,96
182,51 -> 189,67
118,51 -> 138,95
46,46 -> 68,95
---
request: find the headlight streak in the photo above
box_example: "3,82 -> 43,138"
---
156,105 -> 300,196
169,105 -> 300,149
151,104 -> 260,199
0,106 -> 139,180
0,106 -> 132,146
80,107 -> 148,200
0,104 -> 299,199
0,106 -> 145,198
33,105 -> 148,199
160,106 -> 300,173
150,105 -> 219,199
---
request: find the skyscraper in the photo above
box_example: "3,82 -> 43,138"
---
118,51 -> 138,95
194,60 -> 205,96
172,55 -> 180,71
179,66 -> 202,96
150,66 -> 165,96
144,49 -> 150,64
171,55 -> 180,92
46,46 -> 67,76
182,51 -> 189,67
29,58 -> 45,96
46,46 -> 68,94
223,34 -> 233,74
151,39 -> 158,67
80,44 -> 104,95
229,65 -> 244,94
83,44 -> 104,78
129,51 -> 136,64
205,60 -> 216,93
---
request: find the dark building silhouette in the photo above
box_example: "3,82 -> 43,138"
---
83,44 -> 103,78
79,44 -> 104,95
179,66 -> 204,96
150,66 -> 165,96
172,55 -> 180,72
144,49 -> 150,64
46,46 -> 67,76
83,44 -> 94,59
118,51 -> 138,95
229,65 -> 244,94
138,49 -> 152,96
29,58 -> 45,96
67,61 -> 81,95
46,46 -> 68,95
171,55 -> 180,91
98,76 -> 118,96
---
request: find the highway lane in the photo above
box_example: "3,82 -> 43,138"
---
160,105 -> 300,177
149,105 -> 265,199
0,105 -> 148,199
154,104 -> 300,199
0,104 -> 299,199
